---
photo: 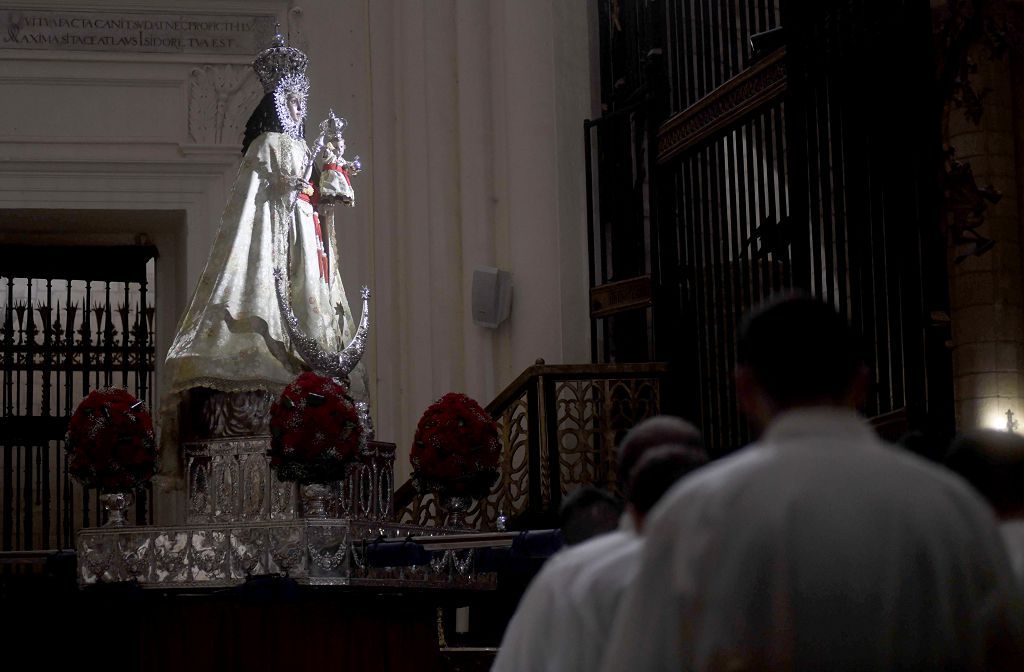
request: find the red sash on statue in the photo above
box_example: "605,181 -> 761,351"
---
298,187 -> 330,284
323,163 -> 353,187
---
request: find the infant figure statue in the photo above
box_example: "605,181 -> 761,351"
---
316,109 -> 361,207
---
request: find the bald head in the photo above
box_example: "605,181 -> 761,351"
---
617,416 -> 702,487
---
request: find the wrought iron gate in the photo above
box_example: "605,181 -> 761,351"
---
589,0 -> 953,456
0,244 -> 157,550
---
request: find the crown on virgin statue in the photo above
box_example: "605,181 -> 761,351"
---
253,28 -> 309,94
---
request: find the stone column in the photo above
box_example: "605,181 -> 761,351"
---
946,46 -> 1024,433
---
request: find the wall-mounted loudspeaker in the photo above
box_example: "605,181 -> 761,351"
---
471,267 -> 513,328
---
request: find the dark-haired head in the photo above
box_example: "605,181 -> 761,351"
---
626,444 -> 708,530
558,486 -> 622,546
945,429 -> 1024,518
736,293 -> 866,429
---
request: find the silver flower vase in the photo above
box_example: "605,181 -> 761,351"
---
301,483 -> 332,519
441,494 -> 473,530
99,491 -> 134,527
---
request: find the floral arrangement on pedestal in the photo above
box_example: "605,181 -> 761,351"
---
410,392 -> 501,526
269,372 -> 364,516
65,387 -> 158,526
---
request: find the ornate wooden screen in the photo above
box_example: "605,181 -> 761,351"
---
591,0 -> 952,456
394,363 -> 671,530
0,244 -> 157,551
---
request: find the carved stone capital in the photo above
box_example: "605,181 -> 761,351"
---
188,64 -> 263,145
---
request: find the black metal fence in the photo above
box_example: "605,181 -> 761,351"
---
666,0 -> 780,111
781,0 -> 952,439
661,99 -> 791,453
589,0 -> 953,456
0,245 -> 157,550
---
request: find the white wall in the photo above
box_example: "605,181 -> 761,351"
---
0,0 -> 594,489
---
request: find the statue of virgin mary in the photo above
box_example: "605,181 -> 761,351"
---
161,33 -> 369,473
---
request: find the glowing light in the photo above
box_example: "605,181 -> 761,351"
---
980,400 -> 1019,432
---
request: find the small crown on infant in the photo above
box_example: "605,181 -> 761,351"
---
320,109 -> 347,138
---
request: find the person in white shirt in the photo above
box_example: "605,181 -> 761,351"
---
491,416 -> 703,672
946,428 -> 1024,584
559,445 -> 708,672
600,294 -> 1024,672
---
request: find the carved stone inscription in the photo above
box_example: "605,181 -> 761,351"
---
1,9 -> 275,54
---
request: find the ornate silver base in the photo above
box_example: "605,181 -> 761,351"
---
185,438 -> 395,523
77,518 -> 495,590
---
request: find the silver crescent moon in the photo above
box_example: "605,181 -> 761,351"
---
273,266 -> 369,380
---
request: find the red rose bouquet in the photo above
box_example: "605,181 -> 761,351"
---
410,392 -> 501,498
269,371 -> 363,484
65,388 -> 158,492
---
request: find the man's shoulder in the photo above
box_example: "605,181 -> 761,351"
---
636,446 -> 772,550
867,441 -> 998,514
648,431 -> 992,537
570,533 -> 643,596
651,442 -> 773,510
491,531 -> 636,672
542,530 -> 635,577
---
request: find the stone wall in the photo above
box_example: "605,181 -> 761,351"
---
945,42 -> 1024,434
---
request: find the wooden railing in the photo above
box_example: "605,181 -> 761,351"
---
394,362 -> 673,530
